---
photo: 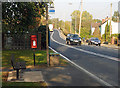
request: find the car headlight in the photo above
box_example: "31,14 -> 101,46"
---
98,41 -> 101,43
70,39 -> 73,41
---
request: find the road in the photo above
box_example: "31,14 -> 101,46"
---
50,29 -> 119,86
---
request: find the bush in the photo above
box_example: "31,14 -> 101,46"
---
38,25 -> 50,49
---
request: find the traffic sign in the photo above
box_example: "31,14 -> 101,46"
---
49,8 -> 55,14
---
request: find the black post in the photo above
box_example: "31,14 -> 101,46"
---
16,69 -> 19,80
33,49 -> 35,66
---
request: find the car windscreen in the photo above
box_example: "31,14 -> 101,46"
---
72,35 -> 79,38
95,38 -> 99,40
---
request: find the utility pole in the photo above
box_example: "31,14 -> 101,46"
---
46,4 -> 49,67
70,20 -> 71,33
110,3 -> 112,36
79,0 -> 83,37
75,11 -> 77,34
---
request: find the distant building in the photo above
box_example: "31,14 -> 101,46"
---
91,22 -> 101,35
99,19 -> 120,37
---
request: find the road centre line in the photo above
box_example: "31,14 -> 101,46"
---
49,46 -> 113,86
52,29 -> 120,62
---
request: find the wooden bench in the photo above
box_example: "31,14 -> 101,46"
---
11,54 -> 26,79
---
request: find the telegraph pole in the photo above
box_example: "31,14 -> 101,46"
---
70,21 -> 71,33
46,4 -> 49,67
75,11 -> 77,34
110,3 -> 112,36
79,0 -> 83,37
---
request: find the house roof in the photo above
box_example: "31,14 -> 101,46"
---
91,22 -> 101,28
99,17 -> 110,27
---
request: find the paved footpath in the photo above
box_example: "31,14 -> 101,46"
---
40,64 -> 106,86
6,64 -> 113,87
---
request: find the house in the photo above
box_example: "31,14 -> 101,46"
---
99,17 -> 120,37
91,22 -> 101,35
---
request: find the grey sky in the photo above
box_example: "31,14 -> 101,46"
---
49,0 -> 119,21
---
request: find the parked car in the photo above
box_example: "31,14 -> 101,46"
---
66,34 -> 81,45
88,37 -> 101,46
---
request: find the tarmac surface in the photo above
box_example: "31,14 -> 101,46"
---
50,29 -> 119,86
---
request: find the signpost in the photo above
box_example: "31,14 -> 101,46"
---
46,4 -> 55,67
48,7 -> 55,14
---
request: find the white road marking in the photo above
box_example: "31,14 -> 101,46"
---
49,46 -> 113,86
52,30 -> 120,62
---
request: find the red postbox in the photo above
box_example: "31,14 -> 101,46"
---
31,35 -> 37,48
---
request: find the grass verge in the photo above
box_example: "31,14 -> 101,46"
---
2,50 -> 47,68
2,49 -> 69,87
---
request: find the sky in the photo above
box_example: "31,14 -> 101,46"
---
49,0 -> 119,21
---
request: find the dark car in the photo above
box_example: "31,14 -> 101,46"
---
88,37 -> 101,46
66,34 -> 81,45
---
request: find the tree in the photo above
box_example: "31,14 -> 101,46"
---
112,11 -> 120,22
93,27 -> 101,39
102,21 -> 110,42
65,21 -> 71,34
48,18 -> 59,29
92,19 -> 102,23
71,10 -> 93,38
59,20 -> 64,29
2,2 -> 46,34
71,10 -> 80,33
82,11 -> 93,21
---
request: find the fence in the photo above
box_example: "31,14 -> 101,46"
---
2,25 -> 49,50
3,33 -> 32,49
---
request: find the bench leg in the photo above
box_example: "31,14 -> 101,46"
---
16,69 -> 19,80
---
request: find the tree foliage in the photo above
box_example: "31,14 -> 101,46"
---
82,11 -> 93,21
93,27 -> 101,39
92,19 -> 102,24
112,11 -> 120,22
102,21 -> 111,42
48,18 -> 59,29
49,10 -> 101,39
58,20 -> 64,29
71,10 -> 93,38
2,2 -> 46,34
